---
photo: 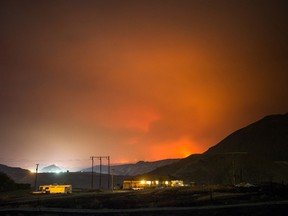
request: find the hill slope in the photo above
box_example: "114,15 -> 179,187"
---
0,164 -> 30,182
205,113 -> 288,161
142,114 -> 288,184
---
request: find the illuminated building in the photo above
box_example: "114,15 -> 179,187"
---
123,179 -> 184,190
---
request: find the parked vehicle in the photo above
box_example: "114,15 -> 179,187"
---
33,184 -> 72,194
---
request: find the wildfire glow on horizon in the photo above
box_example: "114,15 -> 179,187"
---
0,0 -> 287,170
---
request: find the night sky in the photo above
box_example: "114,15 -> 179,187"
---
1,0 -> 287,171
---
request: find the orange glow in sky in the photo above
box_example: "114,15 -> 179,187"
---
0,0 -> 287,170
149,137 -> 203,161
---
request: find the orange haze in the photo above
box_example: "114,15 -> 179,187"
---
0,0 -> 287,170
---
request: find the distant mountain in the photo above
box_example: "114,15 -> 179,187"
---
0,163 -> 127,189
140,114 -> 288,185
40,164 -> 66,173
0,164 -> 30,183
18,172 -> 128,189
2,114 -> 287,187
80,159 -> 180,176
0,159 -> 179,189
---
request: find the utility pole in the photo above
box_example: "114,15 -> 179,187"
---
107,156 -> 110,189
99,157 -> 102,189
233,155 -> 236,185
111,168 -> 114,191
90,156 -> 95,189
90,156 -> 111,190
34,164 -> 39,191
98,156 -> 110,189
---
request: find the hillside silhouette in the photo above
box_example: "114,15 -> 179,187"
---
142,114 -> 288,184
206,113 -> 288,161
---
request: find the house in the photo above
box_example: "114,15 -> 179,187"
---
123,179 -> 184,190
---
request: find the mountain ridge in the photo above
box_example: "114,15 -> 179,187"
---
0,164 -> 30,181
80,158 -> 180,176
205,113 -> 288,161
1,113 -> 287,186
140,113 -> 288,184
40,164 -> 66,173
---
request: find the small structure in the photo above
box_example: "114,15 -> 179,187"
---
33,184 -> 72,194
123,179 -> 184,190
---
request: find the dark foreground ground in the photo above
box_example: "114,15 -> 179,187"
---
1,184 -> 288,215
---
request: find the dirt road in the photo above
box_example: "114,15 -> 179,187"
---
1,199 -> 288,215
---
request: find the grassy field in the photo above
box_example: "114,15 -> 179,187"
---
1,184 -> 288,215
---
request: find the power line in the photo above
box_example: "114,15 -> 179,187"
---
90,156 -> 110,190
